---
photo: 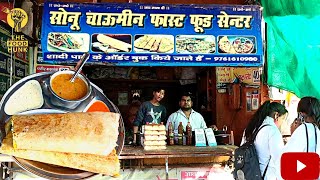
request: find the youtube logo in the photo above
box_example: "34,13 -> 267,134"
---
281,152 -> 319,180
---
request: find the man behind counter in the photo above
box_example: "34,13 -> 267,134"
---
133,87 -> 167,144
166,92 -> 207,132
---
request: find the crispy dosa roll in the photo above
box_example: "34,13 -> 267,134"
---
97,34 -> 131,52
0,132 -> 120,176
11,112 -> 119,156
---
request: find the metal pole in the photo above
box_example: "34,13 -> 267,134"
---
165,156 -> 169,180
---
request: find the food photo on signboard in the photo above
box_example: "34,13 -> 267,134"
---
91,34 -> 132,53
134,34 -> 174,53
176,35 -> 216,54
47,32 -> 90,52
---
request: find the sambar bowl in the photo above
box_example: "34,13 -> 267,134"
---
48,70 -> 92,109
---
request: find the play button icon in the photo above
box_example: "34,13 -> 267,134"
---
281,152 -> 319,179
297,160 -> 306,172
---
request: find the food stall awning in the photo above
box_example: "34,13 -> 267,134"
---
262,0 -> 320,99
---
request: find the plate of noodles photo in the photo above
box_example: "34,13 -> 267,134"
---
47,32 -> 90,52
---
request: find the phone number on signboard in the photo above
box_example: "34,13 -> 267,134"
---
214,57 -> 258,62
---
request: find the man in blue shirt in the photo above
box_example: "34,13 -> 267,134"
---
133,87 -> 167,144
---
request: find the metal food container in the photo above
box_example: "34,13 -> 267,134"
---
48,70 -> 92,109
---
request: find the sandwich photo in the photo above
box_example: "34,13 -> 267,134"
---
134,34 -> 174,53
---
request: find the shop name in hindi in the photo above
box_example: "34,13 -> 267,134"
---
150,14 -> 185,28
49,8 -> 81,31
86,10 -> 145,27
217,11 -> 252,29
49,8 -> 253,33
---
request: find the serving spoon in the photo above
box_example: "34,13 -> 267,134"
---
70,52 -> 90,83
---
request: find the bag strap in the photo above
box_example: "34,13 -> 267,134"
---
313,123 -> 317,152
304,123 -> 309,152
249,124 -> 270,179
252,124 -> 270,142
254,124 -> 270,179
262,157 -> 271,179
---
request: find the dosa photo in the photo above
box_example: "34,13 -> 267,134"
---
91,34 -> 132,53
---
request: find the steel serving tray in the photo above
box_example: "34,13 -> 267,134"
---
0,72 -> 125,180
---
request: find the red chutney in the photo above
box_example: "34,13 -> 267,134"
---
86,100 -> 110,112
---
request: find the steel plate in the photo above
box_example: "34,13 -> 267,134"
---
0,71 -> 125,179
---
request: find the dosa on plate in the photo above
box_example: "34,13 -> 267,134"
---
12,112 -> 119,156
0,132 -> 120,176
4,80 -> 44,115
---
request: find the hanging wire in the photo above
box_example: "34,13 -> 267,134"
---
9,0 -> 15,87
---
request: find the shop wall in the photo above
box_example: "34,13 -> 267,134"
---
214,67 -> 264,146
216,86 -> 260,146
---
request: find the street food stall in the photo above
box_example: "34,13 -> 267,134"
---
0,1 -> 265,179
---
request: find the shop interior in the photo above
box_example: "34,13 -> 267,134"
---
82,66 -> 217,140
82,65 -> 264,146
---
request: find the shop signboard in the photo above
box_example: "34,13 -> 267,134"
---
14,59 -> 29,78
41,2 -> 263,66
0,3 -> 13,24
0,30 -> 9,54
0,53 -> 10,75
0,8 -> 29,54
0,75 -> 21,100
0,29 -> 29,65
36,64 -> 73,73
0,52 -> 29,78
0,74 -> 10,98
216,67 -> 261,85
180,169 -> 210,180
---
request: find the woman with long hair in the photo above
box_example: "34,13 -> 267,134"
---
283,96 -> 320,152
241,100 -> 288,180
275,97 -> 320,180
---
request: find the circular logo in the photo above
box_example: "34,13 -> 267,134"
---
7,8 -> 28,32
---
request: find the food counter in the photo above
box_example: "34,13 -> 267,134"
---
120,145 -> 236,160
0,145 -> 236,179
119,145 -> 236,179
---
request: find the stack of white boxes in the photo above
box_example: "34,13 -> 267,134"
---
143,123 -> 167,150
